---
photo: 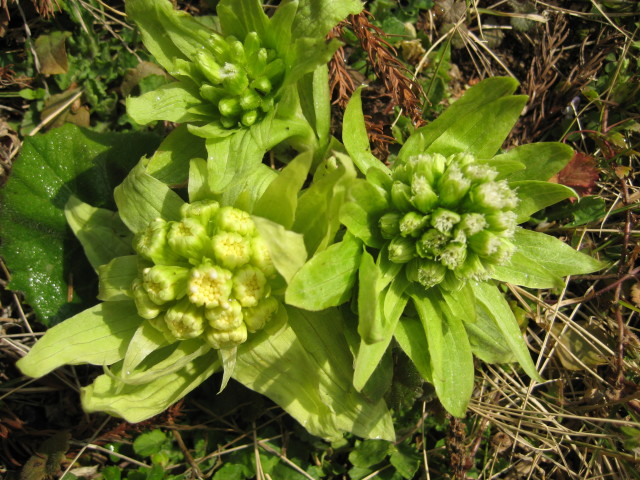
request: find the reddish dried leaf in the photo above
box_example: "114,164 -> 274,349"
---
552,151 -> 600,196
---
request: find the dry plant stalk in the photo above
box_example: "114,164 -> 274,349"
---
347,12 -> 425,127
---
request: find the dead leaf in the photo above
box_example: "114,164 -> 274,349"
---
550,151 -> 600,196
552,322 -> 611,371
40,88 -> 90,129
35,31 -> 71,75
120,61 -> 170,98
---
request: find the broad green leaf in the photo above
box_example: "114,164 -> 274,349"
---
399,77 -> 519,160
145,125 -> 206,186
389,443 -> 421,480
472,282 -> 541,381
97,255 -> 138,301
235,307 -> 394,440
65,196 -> 133,270
343,88 -> 389,175
253,216 -> 307,284
0,124 -> 160,325
133,430 -> 168,457
348,439 -> 389,468
114,159 -> 185,234
126,81 -> 204,125
293,153 -> 356,255
286,232 -> 361,310
512,228 -> 606,277
253,151 -> 312,228
464,302 -> 517,364
491,250 -> 565,288
394,316 -> 432,382
511,181 -> 577,222
125,0 -> 211,71
16,301 -> 142,378
501,142 -> 574,182
82,350 -> 220,423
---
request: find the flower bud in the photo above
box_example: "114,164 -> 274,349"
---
485,211 -> 517,234
406,258 -> 447,289
142,265 -> 190,305
263,58 -> 285,81
388,236 -> 416,263
233,266 -> 267,307
195,52 -> 223,85
469,230 -> 502,258
239,90 -> 261,111
218,96 -> 242,118
180,200 -> 220,232
200,84 -> 225,104
462,163 -> 497,182
167,219 -> 209,260
413,153 -> 446,185
206,33 -> 230,58
410,175 -> 438,212
221,64 -> 249,95
399,211 -> 428,237
243,32 -> 261,59
134,219 -> 181,265
216,206 -> 255,236
147,315 -> 177,343
430,208 -> 461,234
416,229 -> 449,258
378,212 -> 402,239
458,213 -> 487,236
250,236 -> 276,278
165,298 -> 205,339
241,109 -> 259,127
131,278 -> 163,319
204,323 -> 248,349
205,299 -> 243,331
391,181 -> 413,212
437,163 -> 471,207
212,232 -> 251,269
244,297 -> 279,333
455,253 -> 488,281
188,264 -> 233,308
469,180 -> 518,211
251,76 -> 272,94
438,242 -> 467,269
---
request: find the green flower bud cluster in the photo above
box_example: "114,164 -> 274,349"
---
191,31 -> 284,128
131,201 -> 279,349
379,153 -> 519,290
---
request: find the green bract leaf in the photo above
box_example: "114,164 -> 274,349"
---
491,250 -> 565,289
394,316 -> 433,383
82,351 -> 220,423
97,256 -> 138,302
122,321 -> 172,377
291,0 -> 363,41
511,180 -> 577,222
511,228 -> 606,277
114,159 -> 185,234
0,124 -> 160,325
293,153 -> 357,255
253,216 -> 307,283
65,196 -> 133,270
399,77 -> 520,160
343,88 -> 389,175
286,232 -> 361,310
126,82 -> 203,125
16,301 -> 142,378
340,178 -> 389,248
253,151 -> 312,228
235,307 -> 394,441
472,282 -> 541,381
502,142 -> 574,182
412,292 -> 474,417
464,302 -> 518,364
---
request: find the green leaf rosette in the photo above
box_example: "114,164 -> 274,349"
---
287,78 -> 607,417
16,154 -> 394,442
124,0 -> 361,191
